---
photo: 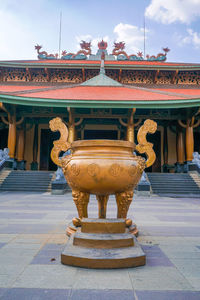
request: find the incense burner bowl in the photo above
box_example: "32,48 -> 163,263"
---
62,139 -> 145,218
49,117 -> 157,220
62,139 -> 145,194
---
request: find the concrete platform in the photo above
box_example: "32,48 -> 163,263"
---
74,231 -> 134,248
61,233 -> 145,268
0,191 -> 200,299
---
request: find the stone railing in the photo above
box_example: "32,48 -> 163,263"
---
0,148 -> 10,171
190,152 -> 200,173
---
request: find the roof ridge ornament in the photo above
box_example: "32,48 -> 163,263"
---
112,42 -> 170,62
100,52 -> 105,75
35,44 -> 58,60
98,40 -> 108,50
35,41 -> 170,62
61,40 -> 91,60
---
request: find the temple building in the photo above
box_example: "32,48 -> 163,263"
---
0,40 -> 200,176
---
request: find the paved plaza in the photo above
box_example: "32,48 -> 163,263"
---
0,191 -> 200,299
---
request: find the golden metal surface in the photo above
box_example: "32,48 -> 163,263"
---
125,218 -> 133,227
72,217 -> 81,227
81,218 -> 126,234
49,118 -> 157,220
49,117 -> 71,166
136,119 -> 157,168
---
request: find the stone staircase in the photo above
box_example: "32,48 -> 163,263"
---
147,173 -> 200,197
0,170 -> 54,192
189,171 -> 200,188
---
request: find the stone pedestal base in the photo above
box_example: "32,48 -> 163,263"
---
51,181 -> 69,195
61,218 -> 145,269
18,160 -> 26,170
175,163 -> 184,173
30,162 -> 38,170
66,220 -> 139,237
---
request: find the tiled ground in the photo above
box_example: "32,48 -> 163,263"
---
0,191 -> 200,299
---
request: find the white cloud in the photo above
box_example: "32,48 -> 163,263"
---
113,23 -> 146,54
74,23 -> 146,55
145,0 -> 200,24
178,29 -> 200,48
0,10 -> 36,60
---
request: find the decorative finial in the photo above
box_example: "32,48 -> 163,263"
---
98,40 -> 108,50
100,52 -> 105,74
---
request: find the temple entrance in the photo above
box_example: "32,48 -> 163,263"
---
194,132 -> 200,153
39,128 -> 161,171
84,129 -> 118,140
40,129 -> 59,171
0,129 -> 8,149
144,131 -> 161,172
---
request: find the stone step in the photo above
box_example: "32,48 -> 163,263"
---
149,186 -> 200,189
153,193 -> 200,198
2,175 -> 53,178
147,173 -> 200,195
0,178 -> 51,182
151,186 -> 200,190
0,188 -> 51,192
0,170 -> 53,192
81,218 -> 126,234
0,185 -> 51,188
151,190 -> 200,194
74,231 -> 134,248
190,173 -> 200,188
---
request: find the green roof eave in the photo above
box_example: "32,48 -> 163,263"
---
0,60 -> 200,71
0,94 -> 200,109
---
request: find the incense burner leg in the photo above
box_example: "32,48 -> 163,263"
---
115,191 -> 133,218
96,195 -> 109,219
72,190 -> 90,219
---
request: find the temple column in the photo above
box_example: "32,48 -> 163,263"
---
178,118 -> 200,172
17,127 -> 26,169
176,127 -> 184,172
1,106 -> 24,168
8,115 -> 16,160
185,120 -> 194,162
31,124 -> 38,170
163,125 -> 168,172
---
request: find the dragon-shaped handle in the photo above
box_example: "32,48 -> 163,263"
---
136,119 -> 157,168
49,117 -> 71,167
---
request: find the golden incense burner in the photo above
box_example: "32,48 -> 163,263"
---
49,116 -> 157,268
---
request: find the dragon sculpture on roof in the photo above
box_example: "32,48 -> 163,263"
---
112,42 -> 170,62
146,47 -> 170,62
61,41 -> 91,60
35,45 -> 58,60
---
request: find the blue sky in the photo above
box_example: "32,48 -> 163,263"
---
0,0 -> 200,62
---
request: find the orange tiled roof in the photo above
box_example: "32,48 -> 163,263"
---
0,85 -> 49,92
12,86 -> 200,101
0,83 -> 200,102
155,88 -> 200,96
